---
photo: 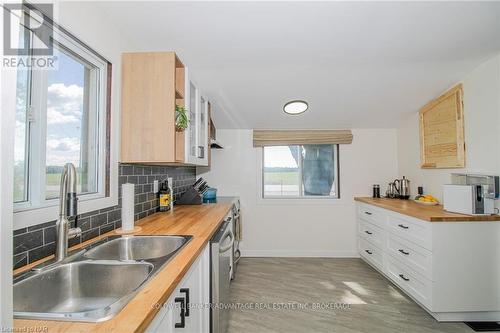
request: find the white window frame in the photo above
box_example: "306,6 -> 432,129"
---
260,144 -> 341,200
12,9 -> 116,229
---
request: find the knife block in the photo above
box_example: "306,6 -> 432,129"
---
176,187 -> 203,205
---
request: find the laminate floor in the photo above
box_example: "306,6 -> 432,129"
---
228,258 -> 479,333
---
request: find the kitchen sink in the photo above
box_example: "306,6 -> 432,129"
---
13,235 -> 192,322
84,235 -> 189,261
14,261 -> 153,321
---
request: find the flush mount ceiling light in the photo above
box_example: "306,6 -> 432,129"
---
283,100 -> 308,115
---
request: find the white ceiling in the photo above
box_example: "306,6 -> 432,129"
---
91,1 -> 500,129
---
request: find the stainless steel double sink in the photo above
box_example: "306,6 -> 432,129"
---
14,235 -> 192,322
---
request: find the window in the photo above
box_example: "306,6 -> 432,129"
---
263,145 -> 339,198
13,8 -> 110,211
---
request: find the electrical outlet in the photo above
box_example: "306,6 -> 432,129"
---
153,180 -> 159,193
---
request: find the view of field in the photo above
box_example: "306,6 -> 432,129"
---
264,169 -> 299,185
13,163 -> 91,201
46,172 -> 63,198
46,168 -> 92,199
263,168 -> 300,196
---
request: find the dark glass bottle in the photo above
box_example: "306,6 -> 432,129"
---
159,180 -> 171,212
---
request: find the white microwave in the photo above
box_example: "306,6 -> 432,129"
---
443,184 -> 494,215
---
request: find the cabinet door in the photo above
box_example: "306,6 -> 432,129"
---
145,293 -> 175,333
147,244 -> 210,332
175,244 -> 210,332
186,80 -> 198,164
197,95 -> 209,166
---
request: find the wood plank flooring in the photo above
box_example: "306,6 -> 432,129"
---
228,258 -> 476,333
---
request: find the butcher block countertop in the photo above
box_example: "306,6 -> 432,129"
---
354,197 -> 500,222
14,203 -> 232,333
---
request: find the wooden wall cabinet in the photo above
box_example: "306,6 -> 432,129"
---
121,52 -> 186,164
419,84 -> 465,169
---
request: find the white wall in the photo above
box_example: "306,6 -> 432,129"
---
397,54 -> 500,201
199,129 -> 398,257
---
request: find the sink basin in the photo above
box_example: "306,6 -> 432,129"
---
84,235 -> 190,261
14,261 -> 153,321
13,235 -> 191,322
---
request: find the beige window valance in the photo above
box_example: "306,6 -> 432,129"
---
252,130 -> 353,147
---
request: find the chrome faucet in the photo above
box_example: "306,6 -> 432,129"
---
55,163 -> 82,262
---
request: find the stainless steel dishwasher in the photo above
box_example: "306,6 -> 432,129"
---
210,217 -> 234,333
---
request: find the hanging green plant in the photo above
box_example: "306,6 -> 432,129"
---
175,104 -> 189,131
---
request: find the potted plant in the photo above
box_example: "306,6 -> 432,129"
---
175,104 -> 188,131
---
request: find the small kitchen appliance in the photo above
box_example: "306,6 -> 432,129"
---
443,184 -> 494,215
443,173 -> 499,215
399,176 -> 411,199
386,182 -> 398,198
387,177 -> 410,199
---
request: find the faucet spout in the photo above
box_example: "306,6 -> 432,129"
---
55,163 -> 82,262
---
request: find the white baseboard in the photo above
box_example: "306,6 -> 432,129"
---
431,311 -> 500,322
241,250 -> 359,258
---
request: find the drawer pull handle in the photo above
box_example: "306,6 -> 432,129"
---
174,297 -> 186,328
365,249 -> 373,255
180,288 -> 190,317
398,224 -> 409,229
399,274 -> 410,282
365,230 -> 373,235
364,211 -> 372,215
398,249 -> 410,255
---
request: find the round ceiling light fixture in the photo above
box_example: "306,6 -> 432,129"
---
283,100 -> 308,115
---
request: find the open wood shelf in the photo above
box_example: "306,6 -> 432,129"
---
175,63 -> 185,101
176,98 -> 184,107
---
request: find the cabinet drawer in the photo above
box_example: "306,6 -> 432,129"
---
386,213 -> 432,250
358,237 -> 384,271
358,219 -> 385,249
386,255 -> 432,308
357,204 -> 385,225
387,233 -> 433,280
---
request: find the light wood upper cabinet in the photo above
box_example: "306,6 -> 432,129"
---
419,84 -> 465,169
121,52 -> 186,164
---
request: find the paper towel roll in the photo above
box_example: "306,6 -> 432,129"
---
121,183 -> 135,231
168,177 -> 174,211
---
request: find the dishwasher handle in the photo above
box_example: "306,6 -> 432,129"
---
219,229 -> 235,253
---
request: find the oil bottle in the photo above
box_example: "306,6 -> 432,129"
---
159,179 -> 171,212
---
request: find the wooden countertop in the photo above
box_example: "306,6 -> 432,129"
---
14,203 -> 232,333
354,197 -> 500,222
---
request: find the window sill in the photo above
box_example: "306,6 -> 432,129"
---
256,196 -> 352,206
13,195 -> 118,230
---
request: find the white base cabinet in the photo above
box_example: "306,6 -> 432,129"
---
357,202 -> 500,321
146,244 -> 210,333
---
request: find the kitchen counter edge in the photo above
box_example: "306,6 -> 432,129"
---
354,197 -> 500,222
